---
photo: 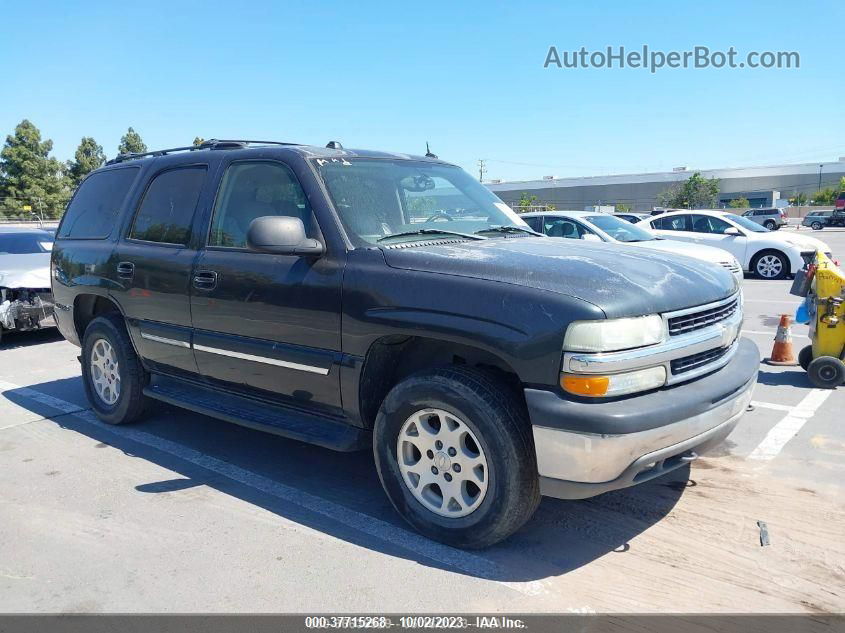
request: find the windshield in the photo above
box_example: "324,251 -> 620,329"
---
0,233 -> 53,254
585,214 -> 656,242
315,159 -> 529,245
724,213 -> 769,232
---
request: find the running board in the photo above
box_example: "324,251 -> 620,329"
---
143,375 -> 369,452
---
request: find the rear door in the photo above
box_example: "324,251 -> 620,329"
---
189,158 -> 344,413
110,164 -> 209,376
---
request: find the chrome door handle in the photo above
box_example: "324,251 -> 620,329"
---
193,270 -> 218,290
117,261 -> 135,280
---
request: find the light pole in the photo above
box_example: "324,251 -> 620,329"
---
818,164 -> 823,192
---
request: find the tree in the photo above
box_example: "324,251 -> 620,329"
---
614,203 -> 631,212
811,188 -> 836,205
118,127 -> 147,155
788,192 -> 808,205
728,197 -> 749,209
515,192 -> 554,213
193,137 -> 205,147
809,178 -> 845,205
656,171 -> 720,209
0,119 -> 70,219
517,192 -> 539,212
66,137 -> 105,188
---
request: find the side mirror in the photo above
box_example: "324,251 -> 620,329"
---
246,216 -> 324,256
724,227 -> 741,236
581,233 -> 602,242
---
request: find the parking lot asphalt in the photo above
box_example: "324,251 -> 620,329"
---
0,228 -> 843,614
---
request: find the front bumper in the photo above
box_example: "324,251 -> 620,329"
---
528,337 -> 759,499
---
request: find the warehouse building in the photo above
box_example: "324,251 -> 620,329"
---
485,159 -> 845,212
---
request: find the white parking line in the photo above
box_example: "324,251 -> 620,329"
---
743,299 -> 800,305
742,329 -> 808,337
748,389 -> 832,461
750,401 -> 794,413
0,380 -> 549,598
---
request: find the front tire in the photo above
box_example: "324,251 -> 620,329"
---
373,367 -> 540,549
807,356 -> 845,389
82,314 -> 149,425
751,250 -> 789,280
811,221 -> 823,230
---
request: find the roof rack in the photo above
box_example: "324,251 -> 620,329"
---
106,139 -> 302,165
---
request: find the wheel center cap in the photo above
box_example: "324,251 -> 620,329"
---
434,451 -> 451,470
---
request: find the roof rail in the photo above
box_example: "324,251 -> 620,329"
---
106,139 -> 302,165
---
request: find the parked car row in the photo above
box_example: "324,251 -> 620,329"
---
522,211 -> 744,282
640,210 -> 831,280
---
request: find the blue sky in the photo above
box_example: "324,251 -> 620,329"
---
1,0 -> 842,181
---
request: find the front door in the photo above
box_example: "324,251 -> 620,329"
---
189,159 -> 344,413
688,214 -> 748,262
111,164 -> 209,376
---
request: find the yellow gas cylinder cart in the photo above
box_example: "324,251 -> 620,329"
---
795,251 -> 845,388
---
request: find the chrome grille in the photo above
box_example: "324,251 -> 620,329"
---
667,297 -> 739,336
670,345 -> 731,374
719,260 -> 742,274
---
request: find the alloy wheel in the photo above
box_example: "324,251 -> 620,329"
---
90,338 -> 121,405
756,254 -> 783,279
396,409 -> 488,518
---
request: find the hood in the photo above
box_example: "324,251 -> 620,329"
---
630,239 -> 735,265
380,237 -> 737,318
764,232 -> 831,253
0,253 -> 51,289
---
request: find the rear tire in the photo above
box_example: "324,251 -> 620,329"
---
373,367 -> 540,549
807,356 -> 845,389
82,314 -> 149,425
751,250 -> 789,280
798,345 -> 814,372
764,220 -> 776,230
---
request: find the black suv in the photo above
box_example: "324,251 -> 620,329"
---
52,140 -> 759,548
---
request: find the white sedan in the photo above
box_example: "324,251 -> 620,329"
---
521,211 -> 744,282
638,210 -> 832,280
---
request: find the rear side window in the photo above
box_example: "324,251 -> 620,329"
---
653,215 -> 688,231
58,168 -> 138,239
129,167 -> 206,245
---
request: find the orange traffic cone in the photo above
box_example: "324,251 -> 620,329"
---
765,314 -> 798,366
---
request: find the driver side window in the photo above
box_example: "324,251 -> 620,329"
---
209,161 -> 312,248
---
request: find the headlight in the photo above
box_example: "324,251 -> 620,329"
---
561,366 -> 667,397
563,314 -> 666,352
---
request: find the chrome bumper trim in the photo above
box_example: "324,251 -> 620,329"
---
532,375 -> 753,484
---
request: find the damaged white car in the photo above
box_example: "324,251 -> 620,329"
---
0,227 -> 56,344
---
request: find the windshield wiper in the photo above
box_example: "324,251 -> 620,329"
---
376,229 -> 486,243
474,225 -> 542,237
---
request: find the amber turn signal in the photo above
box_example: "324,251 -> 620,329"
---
560,374 -> 610,396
